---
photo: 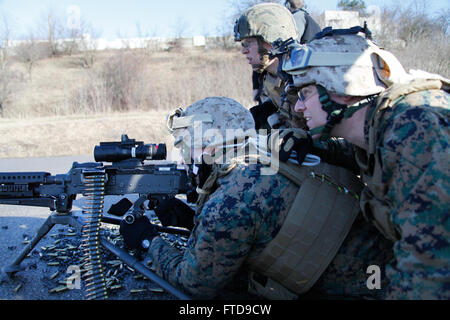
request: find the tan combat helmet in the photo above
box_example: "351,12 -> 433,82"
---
280,31 -> 408,139
234,3 -> 299,45
282,32 -> 407,96
167,97 -> 255,164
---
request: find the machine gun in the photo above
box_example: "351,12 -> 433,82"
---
0,135 -> 192,300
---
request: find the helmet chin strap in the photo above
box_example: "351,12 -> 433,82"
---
253,38 -> 271,73
309,85 -> 374,140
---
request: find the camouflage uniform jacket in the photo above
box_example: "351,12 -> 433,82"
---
148,162 -> 393,299
356,88 -> 450,299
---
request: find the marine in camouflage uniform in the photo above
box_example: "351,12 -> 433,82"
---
359,86 -> 449,299
121,96 -> 394,299
280,31 -> 450,299
149,162 -> 393,299
235,3 -> 309,130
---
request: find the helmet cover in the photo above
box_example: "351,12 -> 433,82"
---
282,33 -> 408,96
234,3 -> 299,45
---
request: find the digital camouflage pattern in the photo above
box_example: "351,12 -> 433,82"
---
282,31 -> 449,299
357,88 -> 450,299
286,34 -> 407,97
149,163 -> 297,298
168,97 -> 255,148
148,162 -> 394,299
310,214 -> 393,299
234,3 -> 299,44
167,97 -> 255,163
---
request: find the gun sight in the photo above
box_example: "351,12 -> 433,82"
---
94,134 -> 166,163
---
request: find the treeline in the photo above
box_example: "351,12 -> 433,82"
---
0,1 -> 448,118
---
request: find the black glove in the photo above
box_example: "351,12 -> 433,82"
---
154,197 -> 195,231
250,100 -> 278,130
268,128 -> 313,164
119,215 -> 158,250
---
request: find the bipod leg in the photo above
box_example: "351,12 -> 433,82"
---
100,237 -> 191,300
2,214 -> 56,277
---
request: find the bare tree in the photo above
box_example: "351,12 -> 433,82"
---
213,19 -> 237,49
170,15 -> 192,49
0,13 -> 24,117
75,20 -> 100,68
0,12 -> 10,69
35,7 -> 65,56
337,0 -> 367,16
36,6 -> 85,56
14,33 -> 51,81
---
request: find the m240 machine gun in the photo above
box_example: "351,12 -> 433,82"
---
0,135 -> 192,300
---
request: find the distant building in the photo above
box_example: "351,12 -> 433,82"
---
193,36 -> 206,47
323,10 -> 361,29
322,9 -> 381,34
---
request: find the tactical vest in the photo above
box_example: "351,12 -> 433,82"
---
263,73 -> 306,129
355,78 -> 450,242
196,155 -> 363,299
263,72 -> 284,109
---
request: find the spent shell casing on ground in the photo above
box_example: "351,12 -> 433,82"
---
86,292 -> 108,300
50,285 -> 69,293
130,288 -> 147,293
109,284 -> 122,290
13,284 -> 22,293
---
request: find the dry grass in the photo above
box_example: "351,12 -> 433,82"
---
3,48 -> 254,118
0,47 -> 254,158
0,29 -> 448,159
0,111 -> 176,158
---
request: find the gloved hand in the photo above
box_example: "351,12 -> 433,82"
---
154,197 -> 195,231
268,128 -> 313,164
120,215 -> 158,250
249,100 -> 278,130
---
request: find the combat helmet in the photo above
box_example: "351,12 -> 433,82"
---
279,28 -> 408,139
234,3 -> 299,45
167,97 -> 255,164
